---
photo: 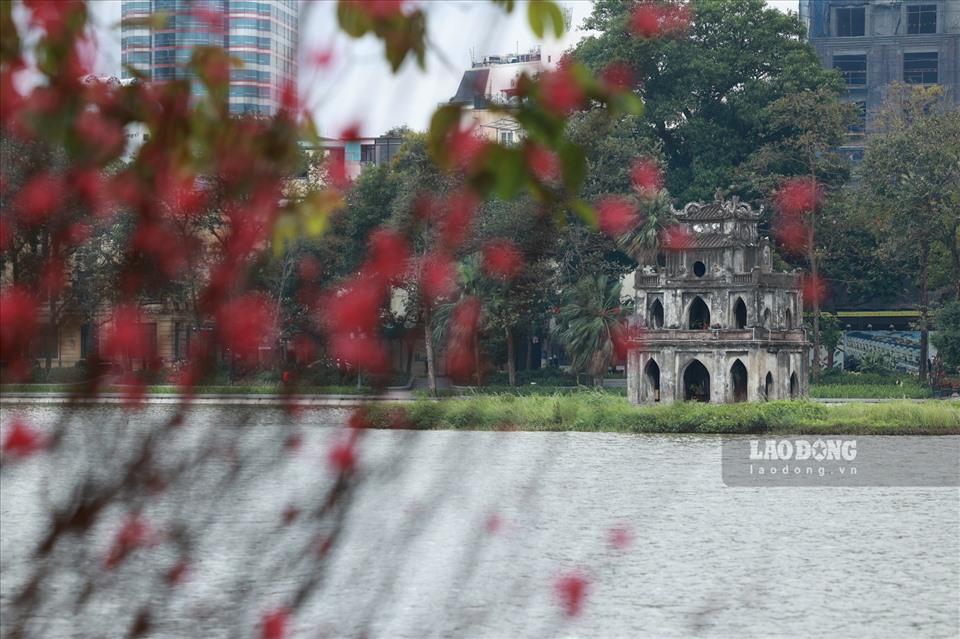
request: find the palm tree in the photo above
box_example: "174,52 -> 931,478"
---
556,275 -> 633,386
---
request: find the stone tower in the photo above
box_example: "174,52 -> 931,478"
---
626,195 -> 810,404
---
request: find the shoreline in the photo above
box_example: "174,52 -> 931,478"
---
2,393 -> 958,436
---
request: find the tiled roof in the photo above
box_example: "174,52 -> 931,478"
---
690,234 -> 735,248
450,69 -> 489,104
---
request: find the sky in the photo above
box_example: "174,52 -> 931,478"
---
87,0 -> 800,138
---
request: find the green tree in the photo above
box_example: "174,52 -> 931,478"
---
573,0 -> 843,202
859,105 -> 960,382
738,88 -> 857,382
932,302 -> 960,373
556,274 -> 632,385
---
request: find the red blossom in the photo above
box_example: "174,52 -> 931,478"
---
420,253 -> 458,302
308,48 -> 335,68
554,571 -> 590,618
526,143 -> 561,183
3,420 -> 44,458
446,126 -> 489,171
340,123 -> 362,141
775,177 -> 823,216
324,278 -> 386,334
611,321 -> 641,362
443,297 -> 482,382
261,608 -> 290,639
14,173 -> 66,225
329,333 -> 389,373
24,0 -> 83,38
484,513 -> 502,534
0,286 -> 38,362
630,158 -> 663,196
298,256 -> 321,282
74,110 -> 125,160
609,523 -> 634,550
773,215 -> 809,256
105,515 -> 152,569
482,240 -> 523,280
284,432 -> 304,451
102,306 -> 149,360
601,62 -> 635,92
597,196 -> 639,237
348,407 -> 373,430
630,2 -> 692,39
191,6 -> 226,34
440,189 -> 479,249
217,295 -> 276,362
539,66 -> 585,116
364,228 -> 411,282
802,274 -> 829,308
660,224 -> 694,250
327,435 -> 358,473
0,217 -> 12,250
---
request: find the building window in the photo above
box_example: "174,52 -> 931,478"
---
907,5 -> 936,34
360,144 -> 375,163
903,52 -> 938,84
835,7 -> 865,37
833,54 -> 866,86
848,101 -> 866,138
499,131 -> 514,145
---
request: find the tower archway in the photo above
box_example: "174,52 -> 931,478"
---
730,359 -> 748,402
785,308 -> 793,330
643,359 -> 661,402
765,371 -> 774,400
649,299 -> 664,329
688,297 -> 710,329
733,298 -> 747,329
789,372 -> 799,399
683,359 -> 711,402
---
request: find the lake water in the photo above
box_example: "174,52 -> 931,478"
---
1,404 -> 958,638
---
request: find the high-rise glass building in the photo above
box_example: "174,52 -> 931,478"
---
798,0 -> 959,162
121,0 -> 299,116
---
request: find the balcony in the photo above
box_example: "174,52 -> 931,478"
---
628,327 -> 807,345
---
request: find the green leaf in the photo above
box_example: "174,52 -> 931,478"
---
570,199 -> 597,228
558,142 -> 587,192
528,1 -> 565,39
427,104 -> 463,164
336,1 -> 372,37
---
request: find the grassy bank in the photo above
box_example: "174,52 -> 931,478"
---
369,393 -> 960,435
809,371 -> 933,399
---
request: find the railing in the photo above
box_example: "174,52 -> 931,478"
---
629,328 -> 807,343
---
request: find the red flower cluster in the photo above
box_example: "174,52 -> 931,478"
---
2,419 -> 44,459
446,126 -> 490,172
439,189 -> 479,249
443,296 -> 482,382
774,177 -> 822,216
104,514 -> 152,569
773,215 -> 809,256
554,571 -> 590,618
802,274 -> 829,308
630,157 -> 663,196
597,196 -> 639,237
539,66 -> 585,117
482,240 -> 523,280
660,224 -> 694,251
327,430 -> 360,473
261,608 -> 290,639
421,253 -> 458,303
630,2 -> 692,39
13,173 -> 66,226
526,143 -> 561,183
364,228 -> 411,283
217,294 -> 276,363
609,523 -> 634,550
601,62 -> 635,93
